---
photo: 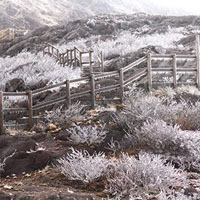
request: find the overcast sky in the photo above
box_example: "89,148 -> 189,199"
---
152,0 -> 200,14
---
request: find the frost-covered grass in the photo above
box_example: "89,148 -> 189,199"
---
68,124 -> 107,146
0,51 -> 81,89
57,149 -> 185,198
57,148 -> 110,183
57,27 -> 186,59
116,86 -> 200,131
45,102 -> 85,124
107,152 -> 186,199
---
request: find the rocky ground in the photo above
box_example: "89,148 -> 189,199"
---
0,14 -> 199,57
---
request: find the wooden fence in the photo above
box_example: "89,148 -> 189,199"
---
43,43 -> 104,73
0,55 -> 147,134
147,35 -> 200,90
1,34 -> 200,133
0,28 -> 15,43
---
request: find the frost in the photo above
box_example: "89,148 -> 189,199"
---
45,102 -> 85,124
57,148 -> 110,183
106,152 -> 186,198
0,51 -> 81,89
68,124 -> 107,145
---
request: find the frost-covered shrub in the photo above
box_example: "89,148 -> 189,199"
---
45,102 -> 85,124
106,152 -> 186,198
114,95 -> 178,131
127,120 -> 188,155
3,96 -> 27,109
155,190 -> 195,200
0,51 -> 81,89
68,124 -> 107,145
116,87 -> 200,131
57,148 -> 110,183
128,120 -> 200,172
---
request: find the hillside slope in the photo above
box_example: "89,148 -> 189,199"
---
0,0 -> 192,30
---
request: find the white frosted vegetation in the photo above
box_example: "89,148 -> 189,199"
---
57,27 -> 186,60
0,51 -> 81,89
45,102 -> 85,124
68,124 -> 107,145
106,152 -> 186,198
57,148 -> 110,183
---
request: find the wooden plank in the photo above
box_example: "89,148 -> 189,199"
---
74,47 -> 77,68
70,77 -> 90,83
0,91 -> 4,135
173,54 -> 177,88
89,51 -> 93,73
33,96 -> 66,110
152,68 -> 197,72
95,84 -> 120,93
27,91 -> 33,128
90,74 -> 96,108
3,92 -> 27,96
4,108 -> 27,112
196,34 -> 200,89
151,54 -> 196,59
123,56 -> 147,72
147,54 -> 152,91
80,52 -> 83,71
124,69 -> 147,87
32,82 -> 65,95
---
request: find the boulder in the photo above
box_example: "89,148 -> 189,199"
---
5,78 -> 26,92
0,136 -> 51,176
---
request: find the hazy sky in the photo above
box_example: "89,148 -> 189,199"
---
152,0 -> 200,14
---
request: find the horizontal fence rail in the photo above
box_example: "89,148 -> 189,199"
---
43,43 -> 104,74
1,34 -> 200,133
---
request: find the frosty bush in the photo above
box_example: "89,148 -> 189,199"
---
57,148 -> 110,183
127,120 -> 187,155
128,119 -> 200,172
106,152 -> 186,199
68,124 -> 107,145
0,51 -> 81,89
114,95 -> 178,131
116,88 -> 200,131
45,102 -> 85,124
154,190 -> 194,200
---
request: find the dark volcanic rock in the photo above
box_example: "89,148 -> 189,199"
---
3,151 -> 51,176
0,136 -> 52,176
5,78 -> 26,92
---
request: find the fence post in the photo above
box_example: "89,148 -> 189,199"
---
89,51 -> 93,74
100,51 -> 104,72
70,50 -> 73,67
27,91 -> 33,129
90,73 -> 96,108
0,91 -> 4,135
66,50 -> 69,65
74,47 -> 77,68
196,34 -> 200,89
119,69 -> 124,103
66,80 -> 71,108
80,52 -> 83,71
173,54 -> 177,88
147,53 -> 152,91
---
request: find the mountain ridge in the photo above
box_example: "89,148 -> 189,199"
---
0,0 -> 192,30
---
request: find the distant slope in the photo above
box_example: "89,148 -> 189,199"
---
0,0 -> 192,30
